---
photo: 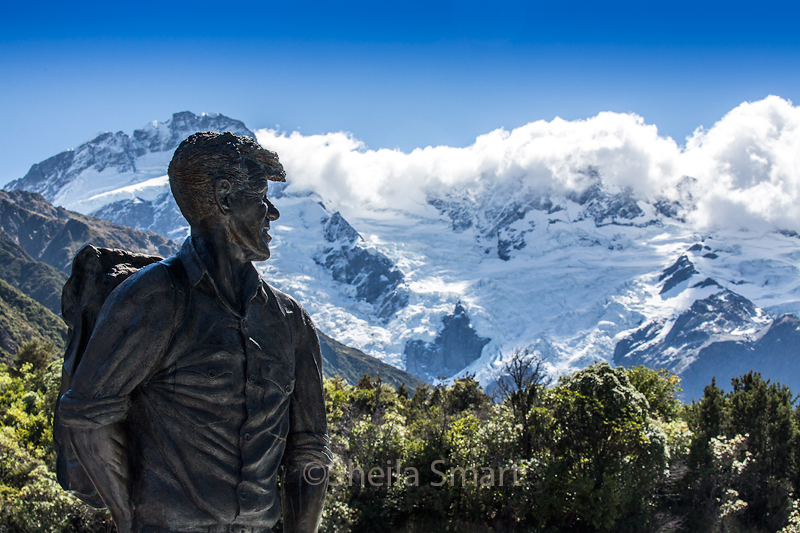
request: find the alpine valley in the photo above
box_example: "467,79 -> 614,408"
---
5,104 -> 800,399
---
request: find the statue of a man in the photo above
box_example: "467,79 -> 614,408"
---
58,132 -> 331,533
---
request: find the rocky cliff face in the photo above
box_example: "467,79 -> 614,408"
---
659,255 -> 700,294
615,289 -> 768,369
614,290 -> 800,400
677,313 -> 800,400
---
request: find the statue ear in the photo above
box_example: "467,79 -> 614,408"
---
214,179 -> 233,215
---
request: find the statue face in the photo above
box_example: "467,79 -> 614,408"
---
226,169 -> 281,262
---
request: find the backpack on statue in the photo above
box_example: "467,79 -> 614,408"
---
53,245 -> 175,507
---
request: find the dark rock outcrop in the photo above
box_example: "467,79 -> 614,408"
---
659,255 -> 698,294
692,278 -> 721,289
315,212 -> 408,319
615,290 -> 762,367
322,212 -> 361,245
404,302 -> 490,381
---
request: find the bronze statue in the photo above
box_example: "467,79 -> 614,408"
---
56,132 -> 331,533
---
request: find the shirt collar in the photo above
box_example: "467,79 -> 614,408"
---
177,237 -> 207,287
177,237 -> 267,310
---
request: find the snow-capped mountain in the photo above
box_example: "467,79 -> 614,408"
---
613,238 -> 800,398
6,101 -> 800,399
5,111 -> 253,240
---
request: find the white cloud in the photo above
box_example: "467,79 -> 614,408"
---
682,95 -> 800,231
256,95 -> 800,232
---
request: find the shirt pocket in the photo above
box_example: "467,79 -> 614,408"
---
168,350 -> 243,427
174,359 -> 236,388
254,359 -> 295,397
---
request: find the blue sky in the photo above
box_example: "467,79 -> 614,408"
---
1,0 -> 799,185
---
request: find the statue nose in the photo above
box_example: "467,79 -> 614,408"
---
266,199 -> 280,221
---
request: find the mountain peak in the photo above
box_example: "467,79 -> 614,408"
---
4,111 -> 254,205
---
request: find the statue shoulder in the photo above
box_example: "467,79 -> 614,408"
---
91,258 -> 186,327
110,260 -> 180,302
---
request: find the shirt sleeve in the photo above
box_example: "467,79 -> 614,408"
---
58,264 -> 178,429
283,303 -> 333,470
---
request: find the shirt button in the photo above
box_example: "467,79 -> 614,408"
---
207,369 -> 217,378
248,373 -> 257,383
241,491 -> 248,500
244,433 -> 252,441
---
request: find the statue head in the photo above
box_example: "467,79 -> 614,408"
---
168,131 -> 286,228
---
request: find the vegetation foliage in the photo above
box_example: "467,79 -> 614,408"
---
1,342 -> 797,532
0,281 -> 66,364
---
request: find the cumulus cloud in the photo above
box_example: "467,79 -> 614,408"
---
256,95 -> 800,232
681,96 -> 800,231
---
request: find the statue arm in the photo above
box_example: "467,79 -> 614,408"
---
281,305 -> 332,533
59,266 -> 176,533
69,423 -> 134,532
281,463 -> 328,533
